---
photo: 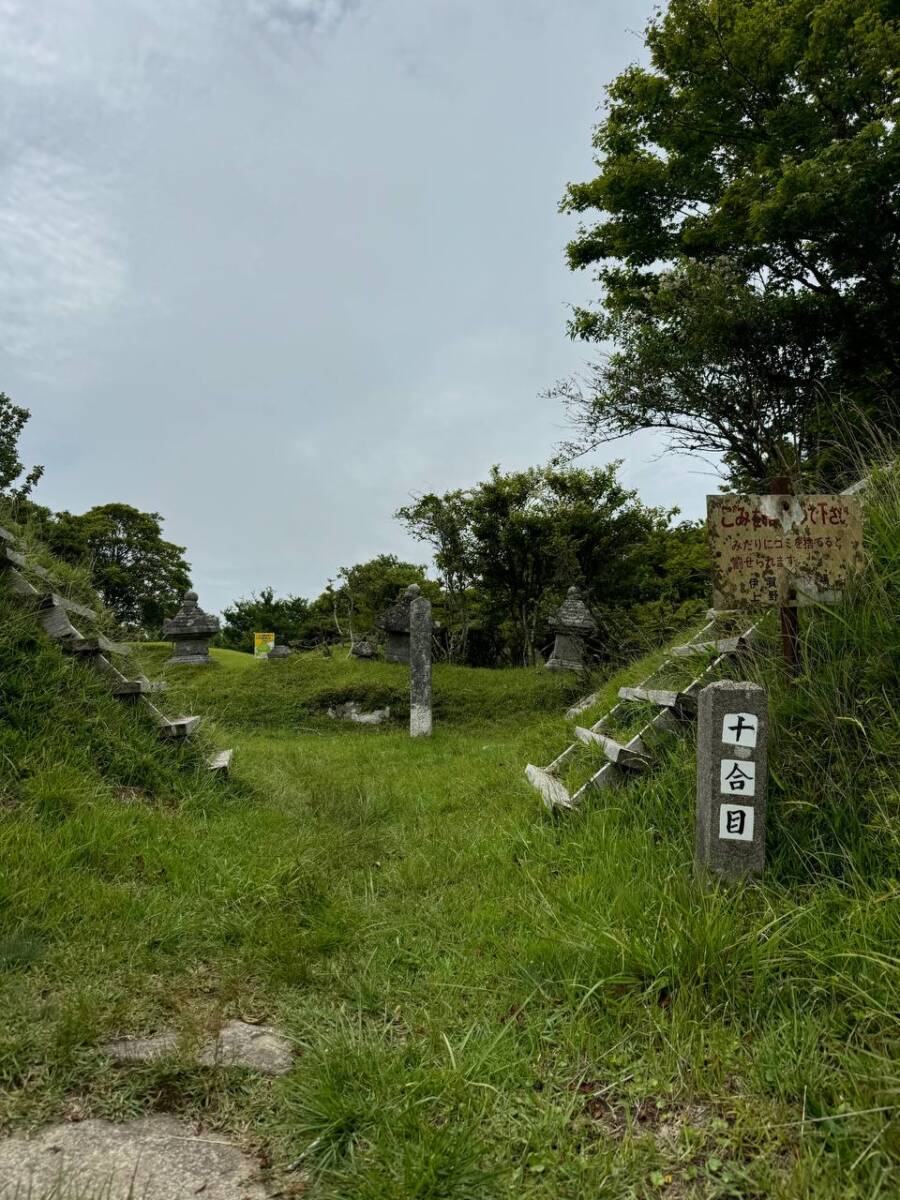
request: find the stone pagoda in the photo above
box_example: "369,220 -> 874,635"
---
545,586 -> 597,672
377,584 -> 420,665
163,590 -> 220,665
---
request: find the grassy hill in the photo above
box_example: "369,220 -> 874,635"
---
0,467 -> 898,1198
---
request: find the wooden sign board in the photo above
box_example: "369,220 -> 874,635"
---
707,494 -> 864,609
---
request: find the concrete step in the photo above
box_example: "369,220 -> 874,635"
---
574,726 -> 651,770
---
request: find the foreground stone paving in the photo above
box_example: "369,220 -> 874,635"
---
101,1019 -> 293,1076
0,1115 -> 269,1198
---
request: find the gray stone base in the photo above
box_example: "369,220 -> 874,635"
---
0,1115 -> 270,1198
545,633 -> 586,672
166,654 -> 212,665
545,656 -> 583,672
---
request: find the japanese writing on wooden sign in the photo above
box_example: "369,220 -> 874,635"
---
707,494 -> 863,609
695,681 -> 768,880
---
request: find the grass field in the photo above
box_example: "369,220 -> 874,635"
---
1,468 -> 898,1198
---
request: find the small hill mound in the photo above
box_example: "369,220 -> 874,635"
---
0,515 -> 232,828
132,643 -> 591,730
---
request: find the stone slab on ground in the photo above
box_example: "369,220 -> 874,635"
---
100,1030 -> 178,1063
0,1114 -> 269,1199
197,1020 -> 293,1075
100,1020 -> 292,1076
328,700 -> 391,725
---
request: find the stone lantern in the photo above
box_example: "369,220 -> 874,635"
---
377,584 -> 420,665
545,586 -> 596,672
163,590 -> 220,665
267,644 -> 293,660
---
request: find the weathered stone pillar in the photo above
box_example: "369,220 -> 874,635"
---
409,592 -> 432,738
162,591 -> 220,665
378,584 -> 419,664
695,681 -> 768,880
545,586 -> 597,671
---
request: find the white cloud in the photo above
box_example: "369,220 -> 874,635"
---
0,149 -> 126,362
241,0 -> 359,37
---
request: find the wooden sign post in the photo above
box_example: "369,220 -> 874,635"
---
770,476 -> 801,673
706,489 -> 863,673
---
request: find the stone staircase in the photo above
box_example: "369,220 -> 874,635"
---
0,524 -> 232,776
525,608 -> 762,810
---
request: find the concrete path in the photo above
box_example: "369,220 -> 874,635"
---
0,1115 -> 269,1198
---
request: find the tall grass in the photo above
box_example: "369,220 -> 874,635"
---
0,471 -> 897,1197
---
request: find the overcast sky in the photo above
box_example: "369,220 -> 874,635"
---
1,0 -> 714,613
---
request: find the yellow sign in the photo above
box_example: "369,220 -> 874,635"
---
707,494 -> 864,609
254,632 -> 275,658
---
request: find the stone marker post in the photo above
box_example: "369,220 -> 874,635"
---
409,591 -> 433,738
695,680 -> 768,881
545,586 -> 597,672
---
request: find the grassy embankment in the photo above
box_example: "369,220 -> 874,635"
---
0,467 -> 898,1198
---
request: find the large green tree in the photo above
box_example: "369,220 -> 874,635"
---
398,463 -> 706,666
560,0 -> 899,487
43,504 -> 191,632
325,555 -> 437,647
219,587 -> 314,652
218,557 -> 437,654
0,392 -> 42,499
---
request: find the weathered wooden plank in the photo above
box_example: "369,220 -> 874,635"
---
4,566 -> 40,599
574,726 -> 651,770
565,691 -> 601,719
618,686 -> 698,716
112,680 -> 152,697
525,764 -> 574,810
207,749 -> 234,774
38,593 -> 98,621
157,715 -> 201,740
142,695 -> 201,739
64,634 -> 131,657
0,525 -> 16,544
671,633 -> 752,658
2,547 -> 57,584
40,606 -> 81,641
